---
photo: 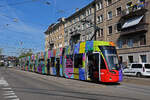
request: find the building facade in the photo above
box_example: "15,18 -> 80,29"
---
95,0 -> 150,64
44,18 -> 65,51
64,1 -> 95,46
44,0 -> 150,63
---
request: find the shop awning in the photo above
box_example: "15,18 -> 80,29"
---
122,15 -> 144,29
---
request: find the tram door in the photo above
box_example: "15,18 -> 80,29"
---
56,58 -> 60,76
87,53 -> 100,81
47,59 -> 50,75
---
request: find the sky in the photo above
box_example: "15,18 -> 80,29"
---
0,0 -> 93,56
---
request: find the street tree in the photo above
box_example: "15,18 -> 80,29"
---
19,49 -> 33,58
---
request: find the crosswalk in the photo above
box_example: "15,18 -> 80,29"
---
0,77 -> 9,87
0,77 -> 20,100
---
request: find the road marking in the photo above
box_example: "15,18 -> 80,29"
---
0,77 -> 9,86
4,95 -> 18,98
4,91 -> 20,99
2,87 -> 12,90
4,91 -> 14,93
0,76 -> 20,100
3,93 -> 15,95
12,98 -> 20,100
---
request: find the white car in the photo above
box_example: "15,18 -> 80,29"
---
123,63 -> 150,77
8,63 -> 14,68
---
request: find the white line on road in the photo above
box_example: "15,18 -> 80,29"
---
3,93 -> 15,95
2,87 -> 12,90
4,91 -> 14,93
4,95 -> 18,98
0,77 -> 9,86
12,98 -> 20,100
0,76 -> 20,100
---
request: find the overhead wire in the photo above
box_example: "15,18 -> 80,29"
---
0,0 -> 94,56
0,0 -> 47,8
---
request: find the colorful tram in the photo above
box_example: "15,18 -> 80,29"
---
20,41 -> 123,83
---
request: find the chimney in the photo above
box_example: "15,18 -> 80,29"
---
58,17 -> 65,22
76,8 -> 79,12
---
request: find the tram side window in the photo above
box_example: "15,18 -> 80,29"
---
66,55 -> 73,68
38,59 -> 40,65
100,55 -> 106,69
51,57 -> 55,67
40,59 -> 44,65
74,54 -> 83,68
26,61 -> 29,66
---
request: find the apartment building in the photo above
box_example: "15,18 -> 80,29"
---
95,0 -> 150,64
44,0 -> 150,63
44,18 -> 65,51
64,1 -> 95,46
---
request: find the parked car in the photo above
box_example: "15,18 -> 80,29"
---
123,63 -> 150,77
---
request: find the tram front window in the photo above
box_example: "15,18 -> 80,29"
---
99,46 -> 120,70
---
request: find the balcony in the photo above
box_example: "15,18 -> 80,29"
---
120,23 -> 148,36
121,3 -> 148,19
70,30 -> 81,37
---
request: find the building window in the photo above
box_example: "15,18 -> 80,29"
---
127,39 -> 133,48
114,23 -> 121,32
89,8 -> 92,15
100,28 -> 103,37
81,24 -> 84,30
83,12 -> 86,18
117,40 -> 123,49
128,56 -> 133,63
117,23 -> 121,32
97,28 -> 103,37
86,10 -> 89,16
140,35 -> 146,45
78,16 -> 81,21
96,1 -> 102,10
107,0 -> 112,6
84,24 -> 87,29
107,11 -> 112,19
70,29 -> 72,33
76,17 -> 78,22
81,14 -> 84,19
64,23 -> 67,28
140,55 -> 147,63
97,30 -> 100,37
116,7 -> 122,16
78,25 -> 80,30
70,20 -> 72,25
108,26 -> 112,35
97,15 -> 103,23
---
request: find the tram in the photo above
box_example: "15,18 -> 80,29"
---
20,41 -> 123,83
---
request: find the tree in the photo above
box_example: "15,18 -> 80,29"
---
18,49 -> 33,58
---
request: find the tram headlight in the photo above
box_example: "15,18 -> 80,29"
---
109,77 -> 112,80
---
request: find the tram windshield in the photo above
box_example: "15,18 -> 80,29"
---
99,46 -> 120,70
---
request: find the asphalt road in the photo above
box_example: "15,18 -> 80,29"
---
0,67 -> 150,100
